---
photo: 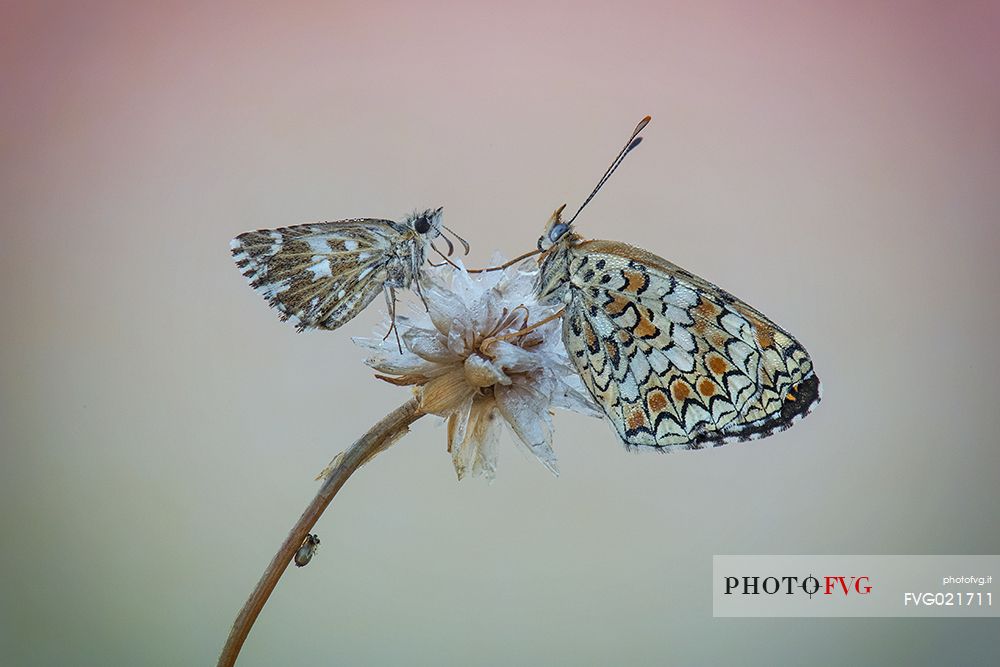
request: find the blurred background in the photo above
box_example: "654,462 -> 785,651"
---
2,1 -> 998,665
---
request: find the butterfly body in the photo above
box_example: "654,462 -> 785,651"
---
231,209 -> 444,332
537,205 -> 820,451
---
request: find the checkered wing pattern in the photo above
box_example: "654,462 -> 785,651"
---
561,239 -> 820,450
231,220 -> 403,332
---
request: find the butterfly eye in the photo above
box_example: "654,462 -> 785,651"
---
548,223 -> 569,243
414,217 -> 432,234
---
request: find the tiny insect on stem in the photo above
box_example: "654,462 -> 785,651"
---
293,534 -> 320,567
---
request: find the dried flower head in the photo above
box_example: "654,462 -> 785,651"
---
354,260 -> 600,480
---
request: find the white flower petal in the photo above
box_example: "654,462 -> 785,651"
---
489,340 -> 541,375
495,382 -> 559,477
425,287 -> 468,337
479,289 -> 507,337
447,395 -> 474,453
551,379 -> 604,418
351,335 -> 397,353
366,355 -> 441,376
472,428 -> 501,482
421,368 -> 476,415
470,413 -> 500,481
403,327 -> 462,363
464,353 -> 510,388
446,321 -> 470,356
352,337 -> 439,375
452,400 -> 502,481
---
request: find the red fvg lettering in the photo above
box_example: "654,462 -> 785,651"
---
824,576 -> 872,595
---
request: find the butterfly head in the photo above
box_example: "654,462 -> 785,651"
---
408,207 -> 471,266
537,204 -> 573,252
407,207 -> 444,240
535,204 -> 578,304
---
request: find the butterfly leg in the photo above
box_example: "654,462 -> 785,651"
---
413,276 -> 430,312
429,243 -> 462,269
382,285 -> 404,354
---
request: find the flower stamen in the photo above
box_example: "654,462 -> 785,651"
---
481,307 -> 565,358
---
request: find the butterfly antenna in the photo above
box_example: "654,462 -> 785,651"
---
567,115 -> 650,225
466,247 -> 543,273
443,224 -> 470,255
430,243 -> 462,269
440,232 -> 455,257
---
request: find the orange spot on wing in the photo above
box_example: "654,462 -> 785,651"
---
584,322 -> 597,350
606,294 -> 630,316
755,325 -> 775,349
626,408 -> 648,431
707,355 -> 729,375
671,380 -> 691,402
692,298 -> 721,337
695,298 -> 721,319
634,313 -> 657,338
647,390 -> 668,413
734,304 -> 775,349
698,378 -> 716,397
623,270 -> 645,293
604,340 -> 619,364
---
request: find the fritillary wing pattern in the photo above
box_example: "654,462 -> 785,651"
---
557,238 -> 820,450
528,116 -> 820,451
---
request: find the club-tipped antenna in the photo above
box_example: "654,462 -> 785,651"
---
566,115 -> 650,226
440,231 -> 455,257
442,224 -> 470,255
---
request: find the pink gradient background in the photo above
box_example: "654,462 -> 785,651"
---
2,2 -> 999,665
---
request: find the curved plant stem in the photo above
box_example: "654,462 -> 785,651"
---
218,397 -> 425,667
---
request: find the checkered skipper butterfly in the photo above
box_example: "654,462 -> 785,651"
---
231,208 -> 468,336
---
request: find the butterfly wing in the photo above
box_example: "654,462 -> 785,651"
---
231,219 -> 404,331
561,239 -> 820,451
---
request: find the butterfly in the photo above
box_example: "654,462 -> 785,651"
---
529,117 -> 820,450
294,533 -> 320,567
231,209 -> 468,335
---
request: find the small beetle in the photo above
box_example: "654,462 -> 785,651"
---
294,534 -> 320,567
